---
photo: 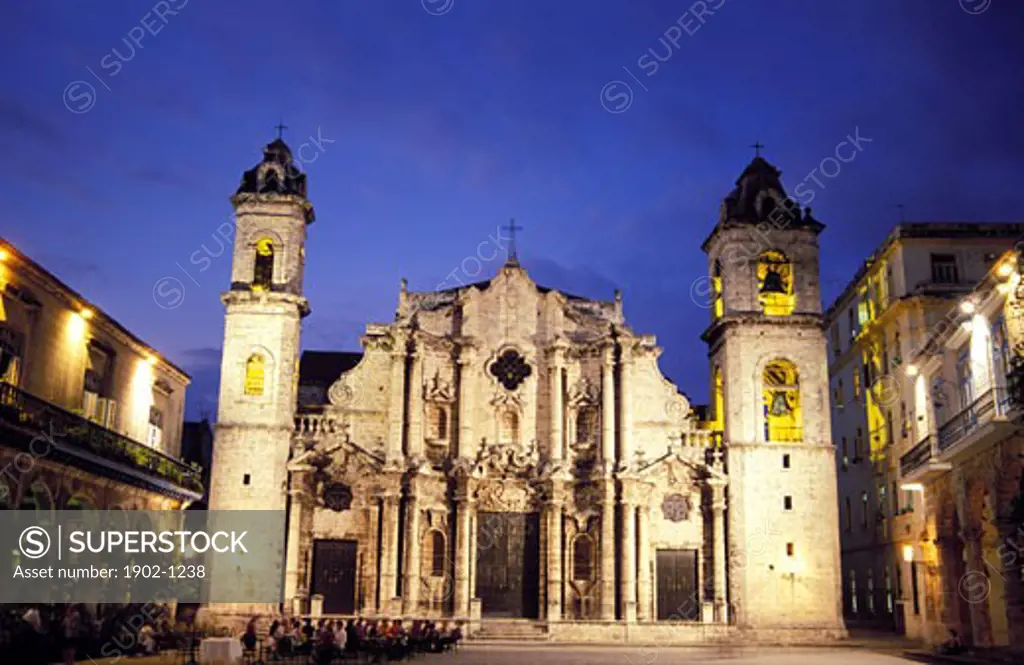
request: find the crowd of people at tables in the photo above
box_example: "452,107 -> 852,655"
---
242,616 -> 464,662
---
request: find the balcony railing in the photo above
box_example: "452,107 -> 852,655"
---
899,434 -> 935,476
0,382 -> 202,495
936,388 -> 1004,452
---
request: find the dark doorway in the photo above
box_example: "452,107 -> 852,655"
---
656,549 -> 699,621
311,539 -> 358,614
475,512 -> 540,618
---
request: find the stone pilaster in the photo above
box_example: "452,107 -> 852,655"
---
387,333 -> 409,463
620,498 -> 637,623
408,346 -> 424,459
457,345 -> 476,460
402,493 -> 422,615
600,482 -> 616,620
362,501 -> 381,614
960,528 -> 994,647
546,498 -> 564,621
636,503 -> 652,621
601,345 -> 616,473
710,477 -> 728,623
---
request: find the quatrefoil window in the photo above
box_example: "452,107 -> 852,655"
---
490,349 -> 532,391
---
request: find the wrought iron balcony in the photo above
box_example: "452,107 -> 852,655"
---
0,381 -> 202,497
900,434 -> 937,477
936,388 -> 1003,452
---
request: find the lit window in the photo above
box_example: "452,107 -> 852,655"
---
763,359 -> 802,442
244,354 -> 266,396
253,238 -> 274,291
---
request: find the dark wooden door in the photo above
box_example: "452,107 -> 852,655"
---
475,512 -> 540,618
656,549 -> 699,621
311,539 -> 358,615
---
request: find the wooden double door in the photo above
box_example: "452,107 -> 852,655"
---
475,512 -> 540,618
656,549 -> 699,621
311,539 -> 358,615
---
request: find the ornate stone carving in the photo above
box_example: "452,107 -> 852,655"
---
476,481 -> 536,512
662,493 -> 692,522
327,378 -> 355,406
424,370 -> 455,404
567,376 -> 599,407
475,440 -> 538,479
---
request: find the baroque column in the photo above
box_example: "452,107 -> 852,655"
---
407,345 -> 425,459
380,493 -> 402,610
618,342 -> 633,470
620,497 -> 637,623
546,497 -> 564,621
549,341 -> 566,462
601,344 -> 616,473
283,465 -> 313,610
636,503 -> 652,621
454,487 -> 474,617
402,493 -> 422,614
457,345 -> 476,460
709,477 -> 728,623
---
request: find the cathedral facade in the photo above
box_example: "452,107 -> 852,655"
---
207,139 -> 845,641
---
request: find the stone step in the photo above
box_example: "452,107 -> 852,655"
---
472,620 -> 549,641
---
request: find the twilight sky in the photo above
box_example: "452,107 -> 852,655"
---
1,0 -> 1022,419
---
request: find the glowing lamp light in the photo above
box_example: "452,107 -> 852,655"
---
901,482 -> 924,492
998,283 -> 1011,295
902,545 -> 915,563
146,354 -> 158,366
0,248 -> 7,262
80,308 -> 93,320
960,300 -> 975,315
906,364 -> 919,377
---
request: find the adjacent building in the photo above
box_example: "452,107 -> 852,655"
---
824,223 -> 1024,643
900,246 -> 1024,649
0,238 -> 202,512
207,142 -> 844,641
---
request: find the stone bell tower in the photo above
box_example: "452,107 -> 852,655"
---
702,155 -> 844,636
208,138 -> 314,515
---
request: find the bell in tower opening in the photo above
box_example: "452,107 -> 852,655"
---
756,250 -> 795,315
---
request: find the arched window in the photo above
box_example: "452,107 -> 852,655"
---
430,531 -> 446,577
244,353 -> 266,396
499,409 -> 519,445
763,359 -> 802,442
572,535 -> 595,582
576,406 -> 597,442
430,405 -> 448,440
253,237 -> 274,291
757,250 -> 795,316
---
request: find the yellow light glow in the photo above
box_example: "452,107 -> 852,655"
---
960,300 -> 975,315
131,359 -> 155,441
146,354 -> 157,366
80,308 -> 94,320
998,283 -> 1011,295
0,249 -> 7,262
906,364 -> 918,377
902,545 -> 914,563
901,482 -> 924,492
998,261 -> 1014,278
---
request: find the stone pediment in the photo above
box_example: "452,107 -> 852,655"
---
635,443 -> 727,485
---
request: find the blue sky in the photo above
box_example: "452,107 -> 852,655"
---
2,0 -> 1022,418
